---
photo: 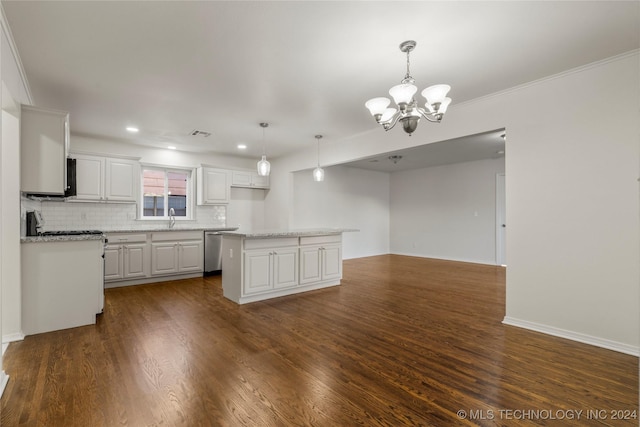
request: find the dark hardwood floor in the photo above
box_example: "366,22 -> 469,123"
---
1,255 -> 637,426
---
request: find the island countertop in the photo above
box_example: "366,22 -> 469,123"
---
219,228 -> 358,239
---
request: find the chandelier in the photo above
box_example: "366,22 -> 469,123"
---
257,122 -> 270,176
365,40 -> 452,135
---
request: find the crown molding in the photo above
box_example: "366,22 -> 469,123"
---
0,2 -> 33,104
455,49 -> 639,110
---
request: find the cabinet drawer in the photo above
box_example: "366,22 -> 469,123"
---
244,237 -> 298,250
152,231 -> 203,242
300,234 -> 341,246
106,233 -> 147,243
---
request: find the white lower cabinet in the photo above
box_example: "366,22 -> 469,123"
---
105,231 -> 203,286
299,235 -> 342,284
151,231 -> 203,276
243,247 -> 298,295
222,233 -> 343,304
105,233 -> 149,282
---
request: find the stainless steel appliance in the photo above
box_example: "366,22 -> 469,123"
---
204,231 -> 223,276
26,210 -> 44,236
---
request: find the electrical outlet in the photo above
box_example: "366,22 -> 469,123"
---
229,248 -> 233,259
80,213 -> 87,221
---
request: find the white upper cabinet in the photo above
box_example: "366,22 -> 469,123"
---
105,158 -> 138,201
20,105 -> 70,195
72,153 -> 139,202
231,170 -> 269,189
74,154 -> 103,200
197,167 -> 230,205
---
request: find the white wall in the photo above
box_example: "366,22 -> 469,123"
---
268,51 -> 640,354
292,165 -> 390,259
228,187 -> 265,231
1,5 -> 33,393
1,94 -> 21,341
390,158 -> 505,265
501,53 -> 639,355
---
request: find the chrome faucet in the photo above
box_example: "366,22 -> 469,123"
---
169,208 -> 175,229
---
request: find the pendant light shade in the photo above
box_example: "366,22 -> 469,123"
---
256,122 -> 270,176
313,134 -> 324,182
313,166 -> 324,182
257,155 -> 270,176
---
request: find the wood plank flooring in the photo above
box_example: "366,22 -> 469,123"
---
1,255 -> 637,426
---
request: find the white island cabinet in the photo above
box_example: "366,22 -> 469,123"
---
221,230 -> 347,304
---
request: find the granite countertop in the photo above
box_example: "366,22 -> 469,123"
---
102,227 -> 238,234
220,228 -> 359,238
21,234 -> 105,244
21,227 -> 239,243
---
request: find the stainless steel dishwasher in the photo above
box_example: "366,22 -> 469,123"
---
204,232 -> 223,276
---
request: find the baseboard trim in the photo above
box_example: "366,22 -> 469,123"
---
503,316 -> 639,357
3,332 -> 25,347
391,252 -> 498,266
0,371 -> 8,398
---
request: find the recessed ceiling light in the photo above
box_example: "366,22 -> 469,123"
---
167,146 -> 177,150
237,144 -> 247,150
126,126 -> 139,133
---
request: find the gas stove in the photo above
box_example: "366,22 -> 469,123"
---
40,230 -> 104,236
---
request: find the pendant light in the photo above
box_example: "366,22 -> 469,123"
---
257,122 -> 270,176
313,135 -> 324,182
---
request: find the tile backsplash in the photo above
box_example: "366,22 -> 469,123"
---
23,198 -> 226,232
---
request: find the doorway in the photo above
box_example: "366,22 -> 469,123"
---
496,172 -> 506,266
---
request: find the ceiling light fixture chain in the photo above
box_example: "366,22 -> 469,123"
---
365,40 -> 452,135
401,40 -> 415,83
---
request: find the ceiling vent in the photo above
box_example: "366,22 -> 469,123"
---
190,129 -> 211,137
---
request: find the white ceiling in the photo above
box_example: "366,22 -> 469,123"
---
2,1 -> 638,169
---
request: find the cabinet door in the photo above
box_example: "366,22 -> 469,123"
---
272,248 -> 298,289
124,243 -> 147,278
299,246 -> 322,285
74,155 -> 104,200
322,244 -> 342,281
251,173 -> 269,188
20,105 -> 69,195
197,168 -> 229,204
106,158 -> 138,202
178,240 -> 203,272
151,243 -> 178,275
231,171 -> 252,187
104,245 -> 123,281
243,250 -> 272,295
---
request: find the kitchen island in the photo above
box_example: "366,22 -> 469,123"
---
220,229 -> 351,304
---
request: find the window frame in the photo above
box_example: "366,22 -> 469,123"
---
139,165 -> 195,221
